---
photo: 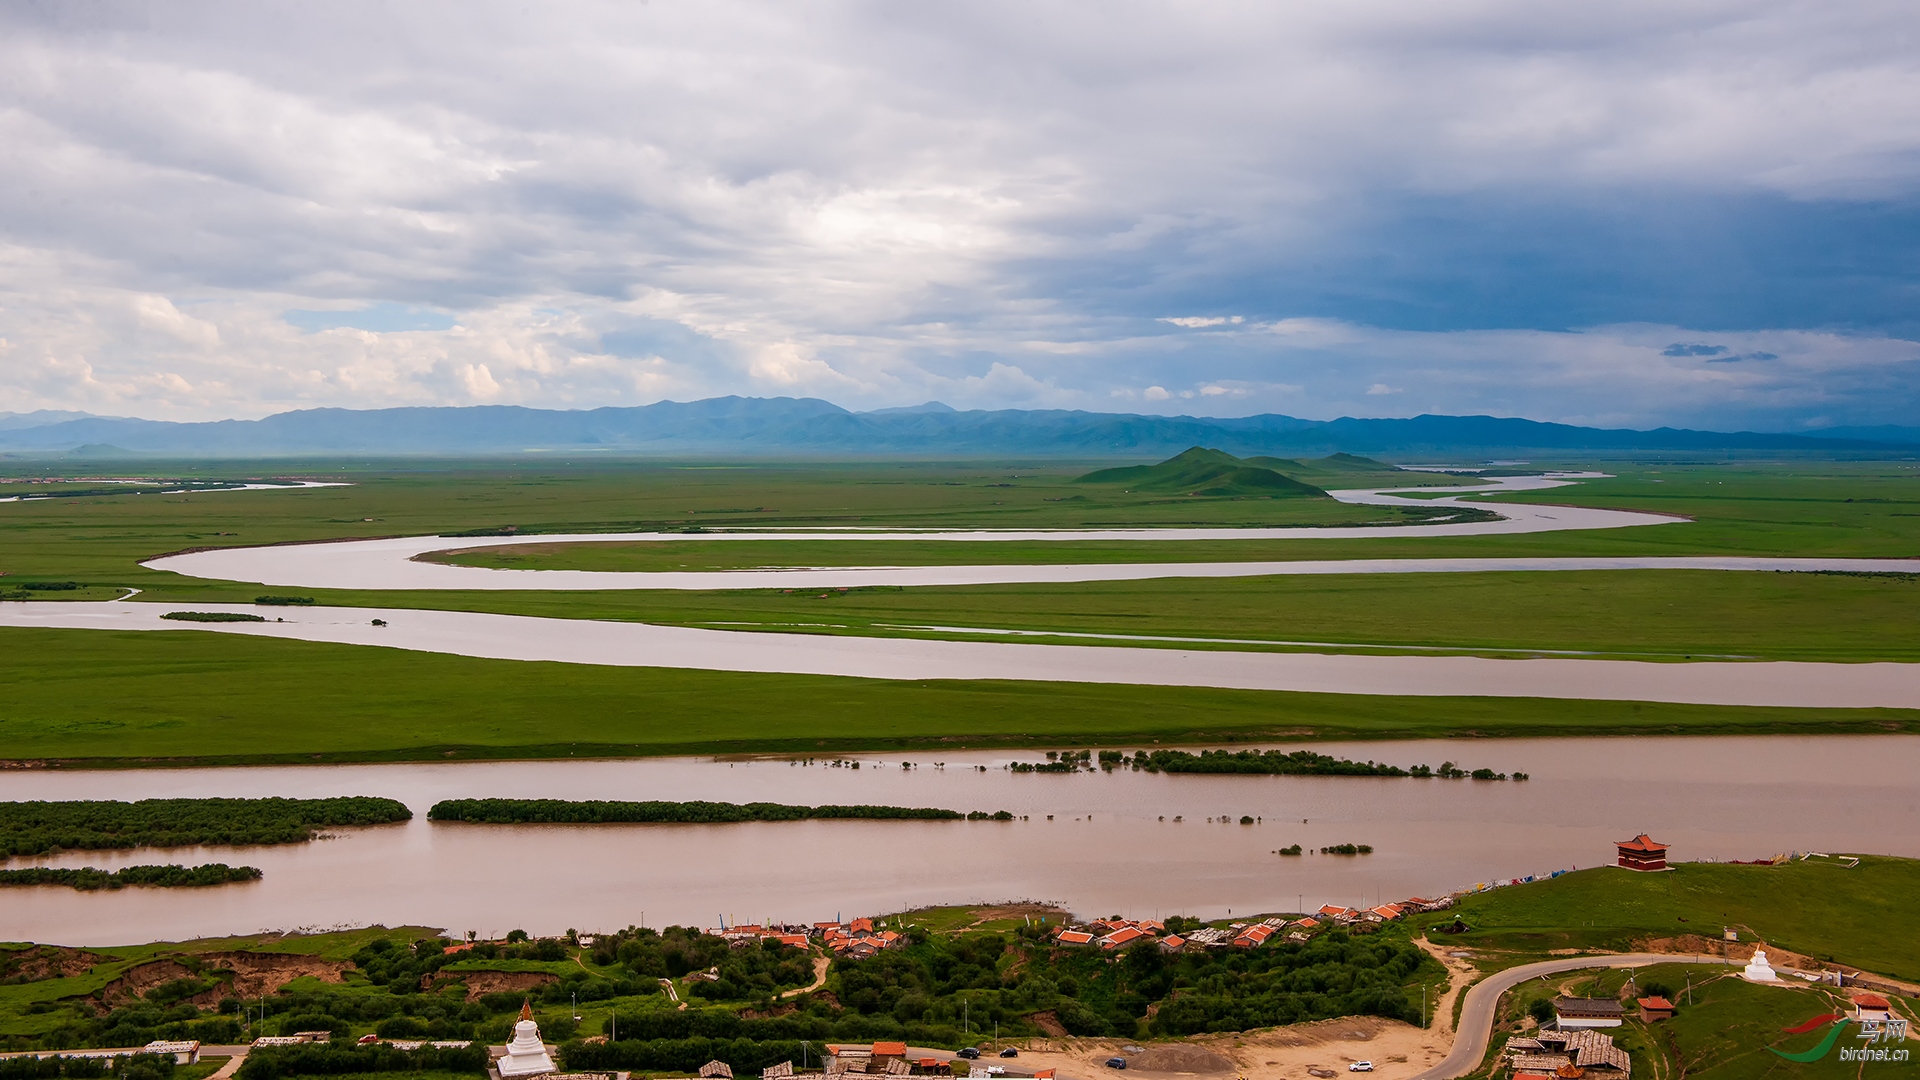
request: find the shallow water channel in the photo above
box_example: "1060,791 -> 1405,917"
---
5,735 -> 1917,946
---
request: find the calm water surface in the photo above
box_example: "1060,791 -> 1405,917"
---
3,735 -> 1917,946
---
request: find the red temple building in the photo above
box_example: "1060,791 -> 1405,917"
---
1616,834 -> 1669,872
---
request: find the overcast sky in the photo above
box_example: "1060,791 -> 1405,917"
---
2,0 -> 1918,429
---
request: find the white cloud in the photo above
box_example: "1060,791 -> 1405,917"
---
1161,316 -> 1245,328
0,2 -> 1915,424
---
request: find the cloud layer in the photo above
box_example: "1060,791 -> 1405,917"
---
1,0 -> 1917,428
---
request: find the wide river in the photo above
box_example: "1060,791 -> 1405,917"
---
5,735 -> 1916,946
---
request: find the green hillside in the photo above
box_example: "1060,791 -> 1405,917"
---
1074,447 -> 1330,497
1435,857 -> 1920,980
1244,451 -> 1389,473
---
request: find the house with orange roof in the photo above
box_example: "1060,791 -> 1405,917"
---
1056,930 -> 1096,946
1158,933 -> 1187,954
1318,905 -> 1355,920
870,1042 -> 908,1069
1099,926 -> 1148,950
1231,924 -> 1275,948
1368,904 -> 1404,921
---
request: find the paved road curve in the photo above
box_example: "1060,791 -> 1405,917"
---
1413,953 -> 1733,1080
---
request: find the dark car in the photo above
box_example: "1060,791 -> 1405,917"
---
1106,1059 -> 1128,1070
1000,1050 -> 1019,1058
957,1049 -> 981,1060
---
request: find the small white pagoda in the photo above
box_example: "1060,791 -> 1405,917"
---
496,1001 -> 557,1079
1741,949 -> 1780,983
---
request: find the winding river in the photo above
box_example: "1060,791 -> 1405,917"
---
7,598 -> 1920,706
0,473 -> 1913,706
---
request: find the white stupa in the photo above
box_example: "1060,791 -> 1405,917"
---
1741,949 -> 1779,983
496,1001 -> 557,1078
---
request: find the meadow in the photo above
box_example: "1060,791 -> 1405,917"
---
1438,856 -> 1920,979
5,456 -> 1920,763
3,626 -> 1916,765
193,567 -> 1920,663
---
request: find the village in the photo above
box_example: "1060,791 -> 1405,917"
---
4,834 -> 1912,1080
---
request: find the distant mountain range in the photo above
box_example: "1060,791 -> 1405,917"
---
0,398 -> 1914,457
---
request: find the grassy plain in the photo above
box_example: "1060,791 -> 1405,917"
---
273,568 -> 1920,662
2,627 -> 1917,765
1,459 -> 1917,594
1436,857 -> 1920,979
5,457 -> 1920,764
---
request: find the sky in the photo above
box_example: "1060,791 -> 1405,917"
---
1,1 -> 1918,431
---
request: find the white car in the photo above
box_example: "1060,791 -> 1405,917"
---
1348,1064 -> 1374,1073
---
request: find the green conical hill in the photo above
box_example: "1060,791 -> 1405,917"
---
1075,447 -> 1329,498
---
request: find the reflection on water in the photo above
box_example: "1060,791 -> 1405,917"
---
4,735 -> 1917,946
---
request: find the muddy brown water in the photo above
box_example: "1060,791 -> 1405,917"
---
3,735 -> 1916,946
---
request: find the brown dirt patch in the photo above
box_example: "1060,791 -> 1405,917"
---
1006,1015 -> 1444,1080
1632,935 -> 1757,962
1028,1011 -> 1068,1037
450,970 -> 560,1002
199,952 -> 351,997
0,946 -> 109,982
1129,1045 -> 1234,1073
100,960 -> 196,1005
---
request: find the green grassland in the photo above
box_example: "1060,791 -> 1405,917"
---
1436,857 -> 1920,979
2,459 -> 1916,598
311,568 -> 1920,663
4,457 -> 1920,764
3,627 -> 1917,765
0,457 -> 1443,585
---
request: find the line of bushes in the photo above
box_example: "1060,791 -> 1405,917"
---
427,799 -> 985,824
160,611 -> 266,623
0,1054 -> 175,1080
236,1043 -> 488,1080
0,863 -> 262,890
563,1037 -> 811,1074
0,797 -> 413,857
1099,748 -> 1524,780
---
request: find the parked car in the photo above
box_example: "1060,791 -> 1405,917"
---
957,1049 -> 981,1060
1000,1050 -> 1019,1058
1348,1063 -> 1374,1073
357,1035 -> 380,1046
1106,1059 -> 1128,1070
